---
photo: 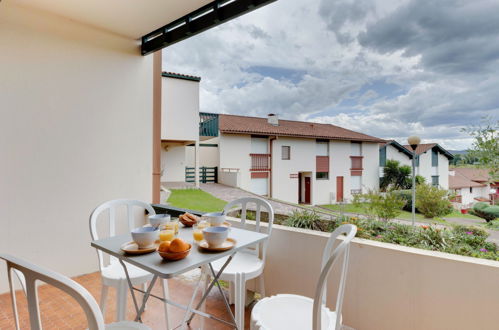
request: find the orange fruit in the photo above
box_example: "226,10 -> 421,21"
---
158,241 -> 171,252
169,238 -> 190,253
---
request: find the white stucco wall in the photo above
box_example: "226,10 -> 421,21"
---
272,137 -> 315,204
386,145 -> 412,166
186,139 -> 220,169
437,152 -> 449,189
417,151 -> 432,183
0,4 -> 152,293
382,144 -> 412,178
219,134 -> 252,190
330,141 -> 352,202
161,77 -> 199,141
161,146 -> 186,182
361,142 -> 380,194
219,134 -> 381,205
417,150 -> 450,189
457,185 -> 491,207
185,146 -> 219,167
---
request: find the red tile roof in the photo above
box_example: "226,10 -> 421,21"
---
403,143 -> 454,160
218,114 -> 385,142
449,171 -> 486,189
402,143 -> 437,154
453,168 -> 491,182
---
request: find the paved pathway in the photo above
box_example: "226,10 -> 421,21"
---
199,183 -> 303,215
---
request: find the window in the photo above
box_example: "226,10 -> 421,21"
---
316,172 -> 329,180
432,149 -> 439,167
432,176 -> 439,186
316,140 -> 329,156
351,141 -> 362,156
282,146 -> 290,160
351,175 -> 362,194
379,147 -> 387,166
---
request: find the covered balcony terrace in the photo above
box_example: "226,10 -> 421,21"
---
2,1 -> 499,330
2,205 -> 499,329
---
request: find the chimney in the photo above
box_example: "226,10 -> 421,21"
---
267,113 -> 279,126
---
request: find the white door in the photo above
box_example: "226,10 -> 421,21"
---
250,178 -> 268,196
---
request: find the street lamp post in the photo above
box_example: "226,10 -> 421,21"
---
407,136 -> 421,226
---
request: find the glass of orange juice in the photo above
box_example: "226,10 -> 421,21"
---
192,221 -> 209,244
159,228 -> 175,242
192,224 -> 204,243
164,218 -> 179,235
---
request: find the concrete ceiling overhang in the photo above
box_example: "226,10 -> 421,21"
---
11,0 -> 218,39
12,0 -> 277,55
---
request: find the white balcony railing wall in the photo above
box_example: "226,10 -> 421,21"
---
226,217 -> 499,330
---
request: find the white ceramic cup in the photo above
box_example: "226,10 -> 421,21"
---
203,212 -> 225,226
149,214 -> 170,229
203,226 -> 229,248
131,227 -> 158,249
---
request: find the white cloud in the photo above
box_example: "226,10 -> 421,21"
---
163,0 -> 498,150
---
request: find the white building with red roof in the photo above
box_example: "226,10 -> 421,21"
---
379,141 -> 453,189
449,168 -> 498,208
215,113 -> 385,205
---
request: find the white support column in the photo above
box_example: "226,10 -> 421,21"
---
195,140 -> 200,188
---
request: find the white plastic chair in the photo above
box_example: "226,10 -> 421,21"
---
0,253 -> 150,330
250,224 -> 357,330
89,199 -> 169,325
202,197 -> 274,330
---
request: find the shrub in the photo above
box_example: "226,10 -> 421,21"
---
485,220 -> 499,230
352,190 -> 405,221
285,210 -> 325,231
392,190 -> 413,212
333,216 -> 499,261
452,225 -> 488,238
474,202 -> 489,211
471,203 -> 499,222
451,225 -> 490,249
416,226 -> 450,250
415,183 -> 453,218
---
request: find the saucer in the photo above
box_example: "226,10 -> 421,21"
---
121,240 -> 160,255
199,238 -> 236,251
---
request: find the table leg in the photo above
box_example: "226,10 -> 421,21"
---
186,253 -> 237,328
119,259 -> 158,323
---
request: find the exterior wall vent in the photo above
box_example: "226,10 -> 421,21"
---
267,113 -> 279,126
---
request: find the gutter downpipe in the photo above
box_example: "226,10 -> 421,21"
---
269,136 -> 277,198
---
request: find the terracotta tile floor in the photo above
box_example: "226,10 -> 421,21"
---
0,271 -> 253,329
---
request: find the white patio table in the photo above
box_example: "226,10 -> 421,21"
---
91,225 -> 268,329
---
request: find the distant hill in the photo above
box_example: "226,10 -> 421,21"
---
448,150 -> 468,155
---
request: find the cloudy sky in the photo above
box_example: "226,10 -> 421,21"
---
163,0 -> 499,150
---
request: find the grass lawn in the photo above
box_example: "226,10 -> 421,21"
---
443,210 -> 481,220
166,189 -> 227,213
319,203 -> 480,223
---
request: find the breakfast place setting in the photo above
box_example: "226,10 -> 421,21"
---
90,198 -> 272,330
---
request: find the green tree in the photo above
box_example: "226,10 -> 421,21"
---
380,160 -> 421,191
462,117 -> 499,182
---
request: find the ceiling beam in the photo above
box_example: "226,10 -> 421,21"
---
141,0 -> 277,56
